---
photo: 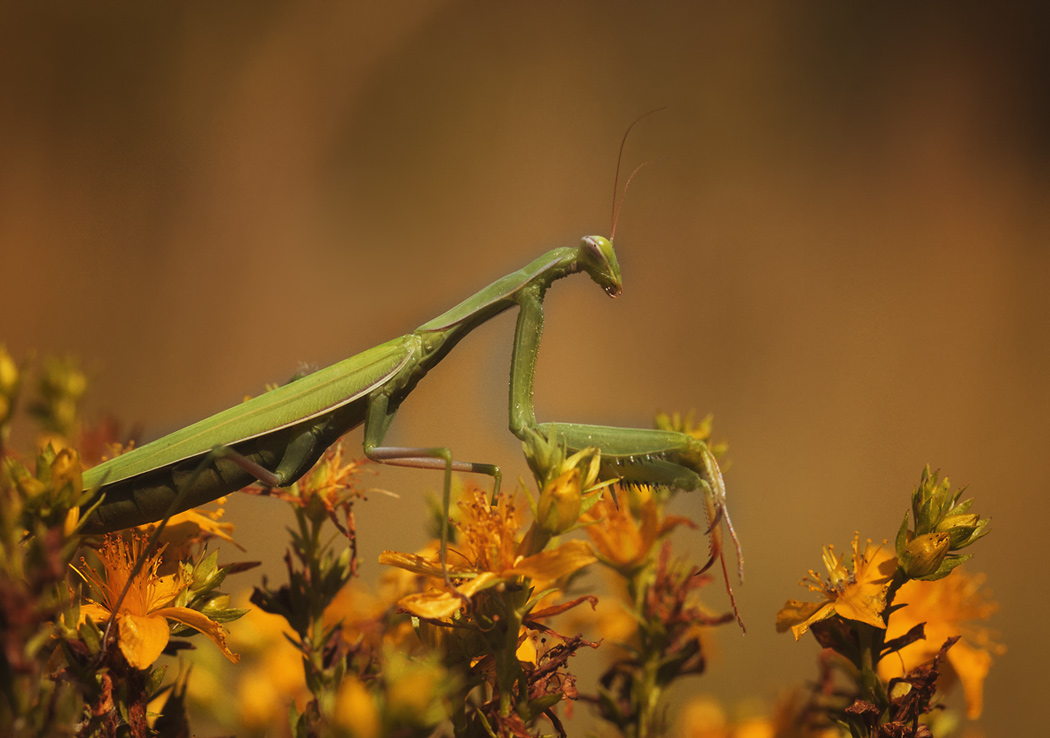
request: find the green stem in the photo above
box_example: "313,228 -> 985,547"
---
629,562 -> 663,738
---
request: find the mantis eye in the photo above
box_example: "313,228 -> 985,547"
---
582,235 -> 608,261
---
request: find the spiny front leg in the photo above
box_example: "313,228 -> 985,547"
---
533,420 -> 745,631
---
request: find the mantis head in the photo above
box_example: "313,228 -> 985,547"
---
580,235 -> 622,298
583,108 -> 660,302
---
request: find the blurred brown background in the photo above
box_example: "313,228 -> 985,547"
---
2,2 -> 1047,734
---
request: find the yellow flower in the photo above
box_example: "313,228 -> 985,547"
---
74,534 -> 239,669
777,534 -> 898,640
179,590 -> 308,731
877,570 -> 1003,719
325,576 -> 420,659
582,484 -> 692,573
379,487 -> 596,619
0,344 -> 19,398
230,597 -> 309,729
136,498 -> 240,571
333,676 -> 381,738
677,696 -> 776,738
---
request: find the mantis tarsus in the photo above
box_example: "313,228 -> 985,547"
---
80,136 -> 744,626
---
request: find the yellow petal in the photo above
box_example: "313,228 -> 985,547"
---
79,602 -> 113,626
832,548 -> 897,630
153,606 -> 240,663
64,506 -> 80,537
516,631 -> 538,664
456,571 -> 499,599
118,613 -> 171,669
397,590 -> 465,620
378,550 -> 471,580
506,540 -> 596,583
394,572 -> 501,619
833,594 -> 888,631
775,599 -> 833,641
146,572 -> 188,611
946,640 -> 993,719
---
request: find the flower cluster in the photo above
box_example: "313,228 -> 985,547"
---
1,349 -> 247,736
73,535 -> 241,669
4,345 -> 746,737
776,468 -> 999,737
895,466 -> 989,581
2,341 -> 1003,738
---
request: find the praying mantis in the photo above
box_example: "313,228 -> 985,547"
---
79,141 -> 743,624
79,234 -> 743,614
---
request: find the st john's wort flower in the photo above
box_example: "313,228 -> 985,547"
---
776,534 -> 898,641
877,569 -> 1003,719
73,534 -> 239,669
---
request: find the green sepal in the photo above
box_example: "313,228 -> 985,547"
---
916,553 -> 972,582
521,693 -> 562,721
79,615 -> 102,653
191,549 -> 222,591
145,663 -> 167,699
895,510 -> 910,560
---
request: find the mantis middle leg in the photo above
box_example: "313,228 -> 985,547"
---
362,390 -> 501,576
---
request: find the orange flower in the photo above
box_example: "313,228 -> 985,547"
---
677,696 -> 774,738
74,534 -> 239,669
582,484 -> 693,574
777,534 -> 898,640
379,487 -> 595,619
134,498 -> 240,572
877,570 -> 1003,719
325,576 -> 420,659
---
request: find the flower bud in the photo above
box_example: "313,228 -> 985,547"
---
0,347 -> 18,420
904,466 -> 989,554
8,459 -> 45,499
536,469 -> 582,535
900,531 -> 950,579
0,347 -> 18,395
50,447 -> 83,499
200,593 -> 231,615
191,550 -> 224,591
936,512 -> 986,548
32,357 -> 87,437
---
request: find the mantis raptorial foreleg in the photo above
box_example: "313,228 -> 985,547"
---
507,282 -> 744,626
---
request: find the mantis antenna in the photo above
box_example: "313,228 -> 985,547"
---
610,107 -> 666,241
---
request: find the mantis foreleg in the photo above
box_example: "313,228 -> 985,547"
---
507,283 -> 744,627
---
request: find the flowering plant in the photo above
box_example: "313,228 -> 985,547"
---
0,346 -> 999,738
775,468 -> 999,737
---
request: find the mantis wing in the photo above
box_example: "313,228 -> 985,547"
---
83,336 -> 417,489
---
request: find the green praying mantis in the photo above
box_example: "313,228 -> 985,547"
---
79,149 -> 744,627
80,234 -> 743,616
